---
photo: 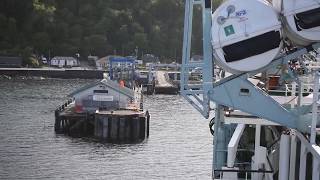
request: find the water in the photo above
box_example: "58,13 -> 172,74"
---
0,79 -> 212,179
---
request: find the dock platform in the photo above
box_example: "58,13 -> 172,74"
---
54,100 -> 150,143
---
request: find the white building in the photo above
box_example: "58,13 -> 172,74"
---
68,79 -> 135,113
50,56 -> 79,68
96,56 -> 135,70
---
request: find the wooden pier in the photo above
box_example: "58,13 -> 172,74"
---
54,101 -> 150,142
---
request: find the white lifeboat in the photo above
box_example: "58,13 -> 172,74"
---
272,0 -> 320,46
273,0 -> 320,46
212,0 -> 283,74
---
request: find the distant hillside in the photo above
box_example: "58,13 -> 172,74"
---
0,0 -> 221,64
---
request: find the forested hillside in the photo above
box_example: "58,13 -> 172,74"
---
0,0 -> 221,64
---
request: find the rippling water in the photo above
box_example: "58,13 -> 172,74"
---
0,79 -> 212,179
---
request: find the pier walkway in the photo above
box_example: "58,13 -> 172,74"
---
154,71 -> 178,94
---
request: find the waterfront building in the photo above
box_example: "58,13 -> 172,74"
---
69,79 -> 135,113
50,56 -> 79,68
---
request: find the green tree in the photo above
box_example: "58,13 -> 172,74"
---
0,0 -> 222,65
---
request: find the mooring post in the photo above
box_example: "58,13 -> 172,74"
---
147,112 -> 150,137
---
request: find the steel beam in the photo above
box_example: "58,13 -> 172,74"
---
210,75 -> 299,129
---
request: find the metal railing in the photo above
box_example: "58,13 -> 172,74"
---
290,131 -> 320,180
213,147 -> 275,180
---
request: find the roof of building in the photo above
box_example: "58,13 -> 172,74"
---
97,55 -> 123,63
51,56 -> 77,61
68,79 -> 134,98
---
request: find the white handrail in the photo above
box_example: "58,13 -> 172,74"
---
296,132 -> 320,160
295,131 -> 320,180
227,124 -> 246,168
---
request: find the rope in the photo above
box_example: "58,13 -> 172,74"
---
209,117 -> 215,135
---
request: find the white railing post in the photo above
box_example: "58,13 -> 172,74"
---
298,82 -> 303,107
312,158 -> 320,180
252,125 -> 262,180
279,134 -> 290,180
291,82 -> 297,108
289,134 -> 297,180
311,71 -> 319,144
299,144 -> 307,180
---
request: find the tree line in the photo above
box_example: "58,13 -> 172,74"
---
0,0 -> 221,65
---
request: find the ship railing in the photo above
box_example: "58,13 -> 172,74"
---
213,155 -> 274,180
214,169 -> 273,180
213,148 -> 274,180
288,131 -> 320,180
267,83 -> 313,96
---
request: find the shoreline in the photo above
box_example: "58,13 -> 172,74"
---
0,67 -> 106,79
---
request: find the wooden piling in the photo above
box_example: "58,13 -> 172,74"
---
125,118 -> 131,140
132,117 -> 140,140
139,117 -> 146,139
119,117 -> 126,141
110,117 -> 118,141
147,111 -> 150,137
102,117 -> 109,139
54,109 -> 61,132
95,116 -> 103,138
94,110 -> 149,142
